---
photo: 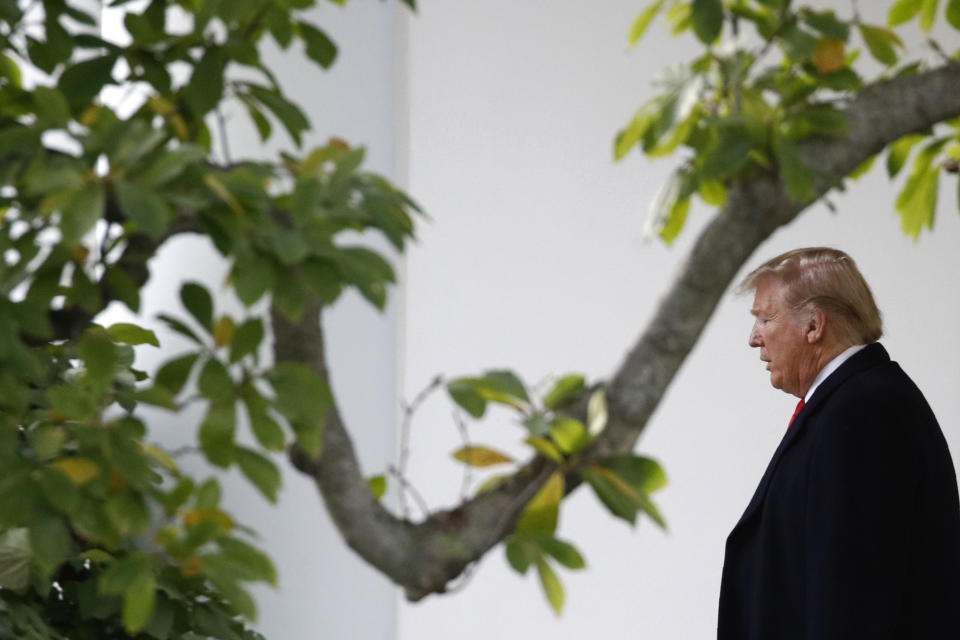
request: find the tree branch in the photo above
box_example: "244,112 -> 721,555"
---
279,63 -> 960,600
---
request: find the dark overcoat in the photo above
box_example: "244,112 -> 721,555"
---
718,343 -> 960,639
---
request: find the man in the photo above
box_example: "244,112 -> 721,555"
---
718,247 -> 960,639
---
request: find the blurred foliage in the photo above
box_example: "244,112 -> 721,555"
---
0,0 -> 417,635
620,0 -> 960,243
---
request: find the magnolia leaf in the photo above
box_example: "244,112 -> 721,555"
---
888,0 -> 923,25
180,282 -> 214,333
452,446 -> 513,467
525,436 -> 564,462
107,323 -> 160,347
123,569 -> 156,633
691,0 -> 723,44
516,472 -> 564,535
537,558 -> 564,615
947,0 -> 960,29
542,374 -> 585,410
505,537 -> 535,575
367,474 -> 387,499
528,534 -> 586,570
53,457 -> 101,485
549,417 -> 588,455
586,388 -> 608,436
0,528 -> 32,590
234,447 -> 281,503
858,24 -> 899,66
629,0 -> 666,46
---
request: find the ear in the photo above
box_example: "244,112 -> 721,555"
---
805,308 -> 827,344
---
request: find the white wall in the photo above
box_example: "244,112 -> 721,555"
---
399,2 -> 960,639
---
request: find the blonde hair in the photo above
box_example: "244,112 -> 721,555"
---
738,247 -> 883,344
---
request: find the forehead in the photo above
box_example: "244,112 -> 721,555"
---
750,278 -> 787,315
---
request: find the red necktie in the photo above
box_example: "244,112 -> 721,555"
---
788,398 -> 805,428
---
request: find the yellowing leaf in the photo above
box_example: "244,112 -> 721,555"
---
141,443 -> 178,472
452,446 -> 513,467
213,315 -> 236,348
53,457 -> 100,486
516,472 -> 564,534
180,507 -> 234,531
813,38 -> 845,73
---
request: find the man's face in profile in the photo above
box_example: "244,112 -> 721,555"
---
748,278 -> 810,398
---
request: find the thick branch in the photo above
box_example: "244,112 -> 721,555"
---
281,63 -> 960,600
600,63 -> 960,454
274,299 -> 554,601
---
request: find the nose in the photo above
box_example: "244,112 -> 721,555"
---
748,323 -> 761,348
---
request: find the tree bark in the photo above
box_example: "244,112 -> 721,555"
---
278,62 -> 960,600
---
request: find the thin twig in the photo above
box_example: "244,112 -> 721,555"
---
387,465 -> 430,519
397,375 -> 443,517
453,409 -> 473,503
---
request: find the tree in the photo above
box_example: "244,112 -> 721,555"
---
0,0 -> 958,637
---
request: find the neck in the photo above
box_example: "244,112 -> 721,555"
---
797,340 -> 854,398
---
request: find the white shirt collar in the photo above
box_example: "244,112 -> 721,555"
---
804,343 -> 867,403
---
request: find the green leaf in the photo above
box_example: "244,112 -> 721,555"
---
529,534 -> 586,570
185,48 -> 225,117
773,132 -> 815,203
516,473 -> 563,535
691,0 -> 723,44
889,0 -> 923,24
802,10 -> 850,40
525,436 -> 564,462
241,384 -> 286,451
887,134 -> 926,177
29,510 -> 70,574
920,0 -> 939,30
537,558 -> 564,615
181,282 -> 214,333
62,182 -> 105,245
229,318 -> 264,363
848,154 -> 876,180
122,569 -> 156,633
105,267 -> 141,312
158,314 -> 203,345
199,399 -> 236,467
232,251 -> 276,306
549,417 -> 588,455
482,369 -> 530,402
272,271 -> 307,322
99,553 -> 151,595
452,446 -> 514,467
298,21 -> 337,68
542,374 -> 585,410
155,353 -> 199,395
234,447 -> 281,502
115,181 -> 172,238
947,0 -> 960,28
858,24 -> 899,66
58,54 -> 117,111
270,362 -> 332,426
218,536 -> 277,585
601,454 -> 669,494
447,380 -> 487,418
302,259 -> 343,304
505,537 -> 535,575
107,323 -> 159,347
629,0 -> 666,46
581,467 -> 641,525
198,358 -> 233,400
33,86 -> 71,127
0,528 -> 32,590
698,130 -> 753,180
368,474 -> 387,499
698,178 -> 727,206
246,84 -> 310,147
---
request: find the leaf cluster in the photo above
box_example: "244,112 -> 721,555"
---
620,0 -> 960,243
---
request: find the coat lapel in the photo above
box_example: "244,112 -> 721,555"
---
729,343 -> 890,535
